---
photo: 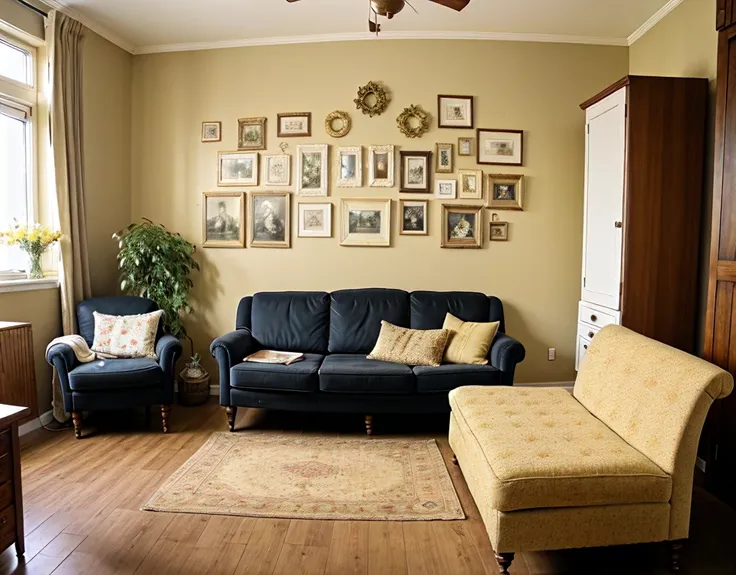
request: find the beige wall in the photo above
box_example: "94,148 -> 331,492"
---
132,40 -> 628,383
629,0 -> 717,355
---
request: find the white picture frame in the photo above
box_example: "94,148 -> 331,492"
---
296,144 -> 329,196
298,203 -> 332,238
368,145 -> 394,188
263,155 -> 291,186
217,151 -> 258,187
337,146 -> 362,188
435,179 -> 457,200
340,198 -> 392,247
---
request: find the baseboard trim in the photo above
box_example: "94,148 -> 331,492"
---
19,410 -> 54,437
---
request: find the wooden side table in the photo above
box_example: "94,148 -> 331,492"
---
0,405 -> 30,557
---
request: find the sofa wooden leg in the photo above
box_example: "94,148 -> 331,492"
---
161,405 -> 171,433
668,540 -> 684,573
226,407 -> 237,432
365,415 -> 373,436
451,454 -> 459,465
71,412 -> 82,439
495,552 -> 514,574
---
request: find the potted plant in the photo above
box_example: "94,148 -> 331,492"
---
113,219 -> 205,405
178,353 -> 210,406
0,221 -> 61,279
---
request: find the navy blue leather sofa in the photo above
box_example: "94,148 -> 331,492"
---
211,289 -> 525,433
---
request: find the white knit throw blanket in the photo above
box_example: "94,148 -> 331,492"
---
46,335 -> 117,363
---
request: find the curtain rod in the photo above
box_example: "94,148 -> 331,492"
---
15,0 -> 48,18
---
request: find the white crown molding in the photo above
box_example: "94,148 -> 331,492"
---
134,30 -> 628,55
42,0 -> 135,53
627,0 -> 684,46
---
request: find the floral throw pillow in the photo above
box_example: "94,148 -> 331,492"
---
91,310 -> 163,359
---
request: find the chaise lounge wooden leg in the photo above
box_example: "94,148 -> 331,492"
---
226,407 -> 237,432
72,411 -> 82,439
668,540 -> 684,573
495,552 -> 514,574
452,454 -> 459,465
365,415 -> 373,436
161,405 -> 171,433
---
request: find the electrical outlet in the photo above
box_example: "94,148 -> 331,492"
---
548,348 -> 556,361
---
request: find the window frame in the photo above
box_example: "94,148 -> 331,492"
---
0,34 -> 34,88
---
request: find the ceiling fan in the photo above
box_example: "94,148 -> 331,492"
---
286,0 -> 471,35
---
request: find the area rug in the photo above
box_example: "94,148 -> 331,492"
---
142,433 -> 464,521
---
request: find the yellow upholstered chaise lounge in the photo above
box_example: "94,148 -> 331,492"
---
448,325 -> 733,574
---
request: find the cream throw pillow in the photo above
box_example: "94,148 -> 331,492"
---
92,310 -> 163,359
368,321 -> 450,367
442,313 -> 500,365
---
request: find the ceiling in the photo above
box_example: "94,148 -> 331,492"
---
48,0 -> 676,53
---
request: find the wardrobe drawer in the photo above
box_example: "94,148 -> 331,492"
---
578,323 -> 600,341
0,505 -> 15,543
579,302 -> 619,329
0,455 -> 11,486
576,336 -> 592,371
0,482 -> 13,512
0,431 -> 9,458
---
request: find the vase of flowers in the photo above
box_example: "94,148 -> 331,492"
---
0,221 -> 61,280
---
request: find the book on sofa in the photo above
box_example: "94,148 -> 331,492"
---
244,350 -> 304,365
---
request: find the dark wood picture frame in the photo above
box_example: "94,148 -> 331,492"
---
277,113 -> 312,138
477,128 -> 524,166
437,95 -> 474,129
399,151 -> 432,193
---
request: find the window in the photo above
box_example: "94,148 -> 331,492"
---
0,33 -> 36,278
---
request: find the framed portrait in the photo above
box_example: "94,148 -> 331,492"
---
337,146 -> 362,188
250,191 -> 291,248
340,198 -> 391,247
202,192 -> 245,248
490,221 -> 509,241
442,204 -> 483,249
217,151 -> 258,187
400,200 -> 428,236
477,129 -> 523,166
263,155 -> 291,186
369,145 -> 394,187
298,202 -> 332,238
238,117 -> 266,150
458,137 -> 475,156
458,169 -> 483,200
201,121 -> 221,143
400,151 -> 432,193
277,113 -> 311,138
435,179 -> 457,200
437,95 -> 474,129
296,144 -> 329,196
435,143 -> 453,174
487,174 -> 524,210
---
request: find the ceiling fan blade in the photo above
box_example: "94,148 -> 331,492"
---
427,0 -> 470,11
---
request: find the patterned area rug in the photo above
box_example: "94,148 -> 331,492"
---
142,433 -> 464,521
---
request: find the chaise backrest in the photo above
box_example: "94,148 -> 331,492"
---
77,296 -> 160,346
574,325 -> 733,540
250,292 -> 330,354
409,291 -> 505,332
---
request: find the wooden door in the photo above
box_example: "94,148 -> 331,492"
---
582,88 -> 626,310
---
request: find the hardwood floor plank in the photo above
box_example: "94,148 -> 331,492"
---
233,518 -> 290,575
182,542 -> 246,575
271,543 -> 329,575
324,521 -> 369,575
197,516 -> 255,549
39,533 -> 85,559
430,523 -> 486,575
133,538 -> 197,575
402,523 -> 445,575
367,523 -> 407,575
284,520 -> 334,548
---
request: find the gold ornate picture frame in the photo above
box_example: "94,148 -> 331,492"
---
487,174 -> 524,210
250,191 -> 291,248
442,204 -> 483,249
325,111 -> 351,138
436,143 -> 453,173
354,81 -> 390,117
397,105 -> 430,139
238,117 -> 266,150
202,192 -> 245,248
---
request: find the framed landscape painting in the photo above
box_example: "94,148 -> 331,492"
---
250,191 -> 291,248
298,203 -> 332,238
477,129 -> 523,166
202,192 -> 245,248
297,144 -> 329,196
218,151 -> 258,187
238,117 -> 266,150
340,198 -> 391,247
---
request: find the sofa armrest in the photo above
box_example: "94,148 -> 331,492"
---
210,329 -> 256,405
156,335 -> 183,404
490,333 -> 526,386
46,343 -> 78,395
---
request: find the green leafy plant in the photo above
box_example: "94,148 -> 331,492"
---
113,219 -> 199,350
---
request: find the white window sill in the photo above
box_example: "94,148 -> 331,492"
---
0,278 -> 59,294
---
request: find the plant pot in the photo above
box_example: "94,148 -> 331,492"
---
178,373 -> 210,406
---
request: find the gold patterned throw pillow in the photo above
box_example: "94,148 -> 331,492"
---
92,310 -> 164,359
442,313 -> 499,365
367,321 -> 450,367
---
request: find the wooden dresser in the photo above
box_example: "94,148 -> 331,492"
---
0,322 -> 38,424
0,404 -> 29,557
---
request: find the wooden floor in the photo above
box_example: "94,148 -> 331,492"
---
0,399 -> 734,575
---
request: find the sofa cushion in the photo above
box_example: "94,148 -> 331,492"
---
449,386 -> 672,512
413,364 -> 500,393
319,354 -> 414,394
410,291 -> 492,330
251,292 -> 330,354
329,289 -> 410,354
368,321 -> 449,367
68,358 -> 162,391
231,354 -> 324,393
77,296 -> 159,347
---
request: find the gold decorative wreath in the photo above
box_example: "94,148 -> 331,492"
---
354,81 -> 390,117
397,105 -> 430,139
325,111 -> 351,138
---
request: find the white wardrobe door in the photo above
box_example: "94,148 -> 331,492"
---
582,88 -> 626,310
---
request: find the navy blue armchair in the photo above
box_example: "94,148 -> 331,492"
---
46,296 -> 182,438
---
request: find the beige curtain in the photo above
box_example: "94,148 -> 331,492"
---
48,11 -> 92,423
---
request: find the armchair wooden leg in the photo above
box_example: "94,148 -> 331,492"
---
161,405 -> 171,434
365,415 -> 373,436
451,454 -> 459,465
71,412 -> 82,439
495,552 -> 514,574
226,407 -> 237,432
668,540 -> 685,573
